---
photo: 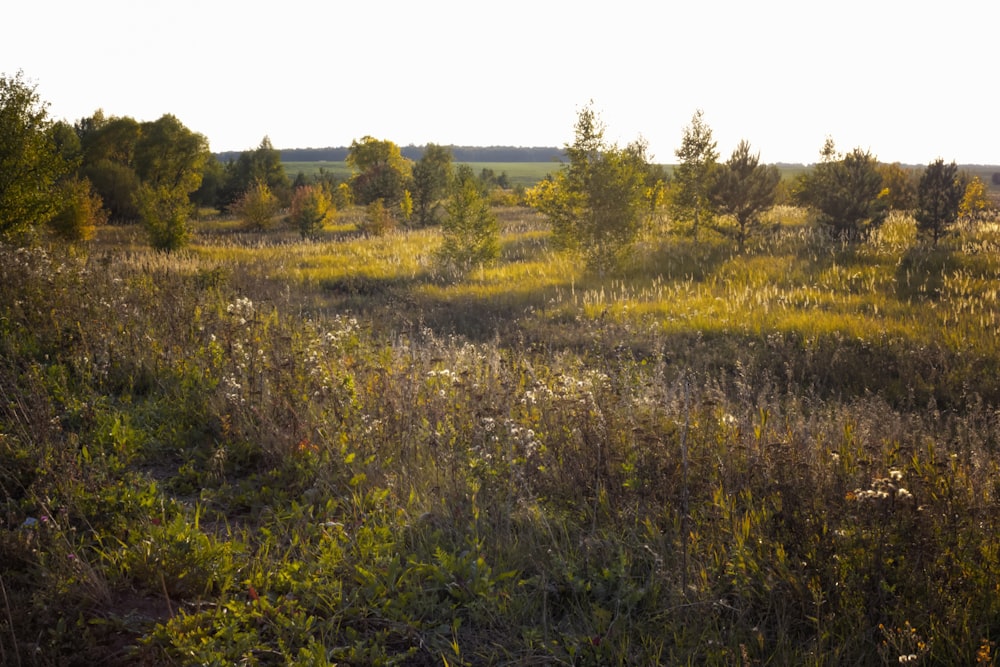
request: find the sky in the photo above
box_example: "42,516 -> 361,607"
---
5,0 -> 998,165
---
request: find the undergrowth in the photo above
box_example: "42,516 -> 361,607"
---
1,208 -> 998,665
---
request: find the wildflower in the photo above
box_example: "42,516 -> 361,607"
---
889,468 -> 904,481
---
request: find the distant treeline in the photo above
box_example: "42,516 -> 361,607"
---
215,145 -> 567,164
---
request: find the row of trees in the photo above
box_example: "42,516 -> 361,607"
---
1,72 -> 992,259
527,104 -> 991,269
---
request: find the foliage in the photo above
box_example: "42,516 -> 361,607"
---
671,109 -> 719,239
6,200 -> 1000,665
47,176 -> 108,242
135,183 -> 194,251
0,70 -> 74,237
437,164 -> 500,272
358,197 -> 396,236
411,143 -> 453,226
233,179 -> 280,231
709,139 -> 780,252
877,162 -> 918,211
795,138 -> 888,239
289,184 -> 334,239
347,136 -> 413,206
958,175 -> 991,221
528,103 -> 651,270
915,159 -> 963,245
219,136 -> 290,210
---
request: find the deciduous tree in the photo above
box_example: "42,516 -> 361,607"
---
709,140 -> 780,252
289,184 -> 334,239
234,179 -> 280,231
0,70 -> 74,237
958,175 -> 991,222
347,136 -> 412,207
411,143 -> 453,226
877,162 -> 918,211
672,109 -> 719,239
47,176 -> 107,242
915,159 -> 963,245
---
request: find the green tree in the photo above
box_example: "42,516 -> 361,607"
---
219,137 -> 290,210
795,139 -> 887,239
915,159 -> 963,245
528,103 -> 650,270
411,143 -> 453,226
672,109 -> 719,239
130,115 -> 208,249
0,70 -> 74,237
347,136 -> 412,207
135,114 -> 210,192
358,198 -> 395,236
135,184 -> 192,252
289,184 -> 334,239
77,112 -> 142,220
709,140 -> 780,252
877,162 -> 918,211
234,179 -> 280,231
438,164 -> 500,271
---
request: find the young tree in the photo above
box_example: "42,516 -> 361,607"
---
672,109 -> 719,239
347,136 -> 412,207
289,184 -> 334,239
877,162 -> 918,211
437,164 -> 500,271
709,140 -> 780,252
47,176 -> 107,242
915,159 -> 963,245
411,143 -> 453,226
358,198 -> 395,236
528,103 -> 650,270
135,184 -> 192,252
958,175 -> 992,222
233,179 -> 280,231
0,70 -> 74,237
795,139 -> 887,240
219,137 -> 290,210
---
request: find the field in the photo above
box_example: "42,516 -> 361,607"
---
283,162 -> 561,188
2,206 -> 1000,665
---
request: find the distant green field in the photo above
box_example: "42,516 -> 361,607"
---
284,160 -> 562,188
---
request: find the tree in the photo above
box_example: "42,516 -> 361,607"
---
915,159 -> 963,245
347,136 -> 412,207
0,70 -> 74,237
795,139 -> 887,239
437,164 -> 500,271
77,112 -> 142,220
47,176 -> 107,242
233,180 -> 280,231
289,184 -> 334,239
219,137 -> 290,210
411,143 -> 453,226
135,184 -> 192,252
877,162 -> 918,211
528,103 -> 650,270
672,109 -> 719,239
709,140 -> 780,252
135,114 -> 210,193
958,175 -> 991,222
130,115 -> 208,249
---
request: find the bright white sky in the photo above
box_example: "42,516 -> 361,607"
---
5,0 -> 998,165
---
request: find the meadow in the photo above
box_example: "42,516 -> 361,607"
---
1,205 -> 999,665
